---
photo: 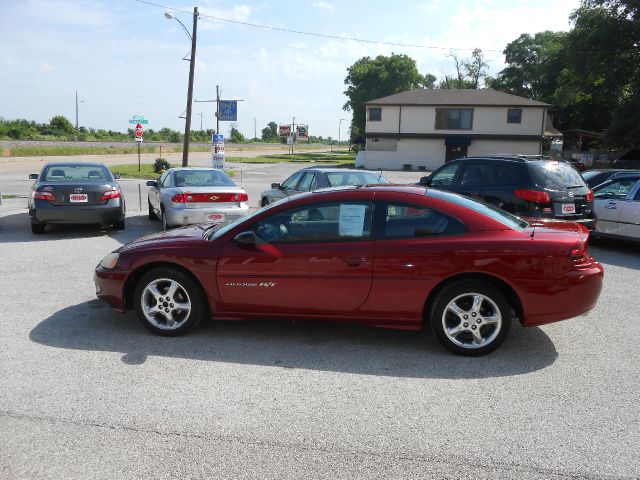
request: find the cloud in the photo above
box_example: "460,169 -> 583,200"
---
198,4 -> 257,31
40,63 -> 56,72
312,2 -> 335,13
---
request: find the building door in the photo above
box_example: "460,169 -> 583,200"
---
445,145 -> 468,162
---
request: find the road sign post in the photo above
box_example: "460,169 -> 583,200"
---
212,134 -> 225,170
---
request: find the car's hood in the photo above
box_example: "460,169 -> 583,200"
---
118,224 -> 209,251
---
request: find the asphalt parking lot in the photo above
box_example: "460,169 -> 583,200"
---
1,160 -> 639,479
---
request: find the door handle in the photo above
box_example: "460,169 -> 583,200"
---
605,203 -> 617,209
343,257 -> 365,266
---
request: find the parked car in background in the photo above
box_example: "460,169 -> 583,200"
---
147,168 -> 249,230
28,162 -> 125,234
95,185 -> 603,356
420,155 -> 595,228
592,173 -> 640,242
259,167 -> 390,207
582,169 -> 640,189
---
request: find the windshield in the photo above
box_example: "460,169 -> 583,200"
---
427,189 -> 529,230
325,171 -> 390,187
42,165 -> 113,182
174,169 -> 236,187
528,162 -> 587,190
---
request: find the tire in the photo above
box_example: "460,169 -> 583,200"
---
148,199 -> 159,221
430,281 -> 512,356
261,197 -> 269,208
113,218 -> 125,230
134,267 -> 204,336
31,221 -> 45,234
161,207 -> 170,230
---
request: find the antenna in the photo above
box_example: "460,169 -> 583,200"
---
530,222 -> 536,238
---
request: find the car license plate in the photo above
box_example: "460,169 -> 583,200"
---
69,194 -> 88,203
561,203 -> 576,214
207,213 -> 225,223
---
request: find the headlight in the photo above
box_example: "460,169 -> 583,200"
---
100,252 -> 120,269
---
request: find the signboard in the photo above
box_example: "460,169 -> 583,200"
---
296,125 -> 309,141
212,134 -> 225,170
218,101 -> 237,122
129,114 -> 149,125
279,125 -> 291,137
135,123 -> 144,142
286,136 -> 294,145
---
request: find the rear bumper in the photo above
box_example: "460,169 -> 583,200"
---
165,204 -> 250,227
94,267 -> 129,312
523,261 -> 604,327
31,199 -> 125,226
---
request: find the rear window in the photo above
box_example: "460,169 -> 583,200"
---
174,170 -> 236,187
427,189 -> 528,230
528,162 -> 586,190
42,165 -> 112,182
325,171 -> 390,187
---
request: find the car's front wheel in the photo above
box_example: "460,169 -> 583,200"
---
134,268 -> 204,336
261,197 -> 269,207
148,200 -> 158,221
430,281 -> 511,356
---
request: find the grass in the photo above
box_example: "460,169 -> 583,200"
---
1,144 -> 212,157
228,152 -> 356,164
1,194 -> 17,199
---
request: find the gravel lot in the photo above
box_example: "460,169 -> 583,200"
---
0,160 -> 639,479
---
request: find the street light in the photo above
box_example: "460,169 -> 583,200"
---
338,118 -> 346,153
165,7 -> 198,167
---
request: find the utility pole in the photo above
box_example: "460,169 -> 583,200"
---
254,117 -> 257,140
216,85 -> 220,135
292,116 -> 295,156
199,112 -> 204,131
75,91 -> 79,129
182,6 -> 198,167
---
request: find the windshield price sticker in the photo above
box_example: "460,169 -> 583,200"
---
339,204 -> 366,236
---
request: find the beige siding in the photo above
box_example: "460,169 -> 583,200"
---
395,105 -> 544,135
467,140 -> 540,157
365,106 -> 400,133
364,139 -> 444,171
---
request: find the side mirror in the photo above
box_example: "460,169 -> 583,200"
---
29,174 -> 38,180
419,175 -> 430,186
113,173 -> 121,179
271,183 -> 282,190
234,231 -> 256,246
146,180 -> 157,187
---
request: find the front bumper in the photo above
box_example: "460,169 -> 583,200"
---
94,266 -> 129,312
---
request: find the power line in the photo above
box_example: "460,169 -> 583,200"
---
133,0 -> 502,52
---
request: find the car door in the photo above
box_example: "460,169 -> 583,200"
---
593,177 -> 640,235
149,171 -> 168,212
279,171 -> 305,199
157,171 -> 176,209
615,180 -> 640,240
217,200 -> 374,315
296,171 -> 317,193
426,161 -> 463,192
456,161 -> 492,202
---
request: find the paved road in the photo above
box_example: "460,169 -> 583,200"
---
0,162 -> 639,478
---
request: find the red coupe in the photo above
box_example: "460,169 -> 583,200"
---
95,186 -> 603,356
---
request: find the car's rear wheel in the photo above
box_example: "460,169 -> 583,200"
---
31,221 -> 45,234
113,217 -> 126,230
134,268 -> 204,336
430,281 -> 511,356
148,200 -> 158,221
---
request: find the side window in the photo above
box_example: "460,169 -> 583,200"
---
368,108 -> 382,121
281,171 -> 303,190
492,163 -> 525,186
594,178 -> 639,199
430,163 -> 461,187
507,108 -> 522,124
459,163 -> 491,187
297,172 -> 316,192
634,182 -> 640,201
254,202 -> 373,243
384,203 -> 467,239
161,172 -> 173,188
158,172 -> 169,188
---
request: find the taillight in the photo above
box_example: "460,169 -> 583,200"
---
33,191 -> 56,202
514,189 -> 551,203
569,242 -> 594,269
172,193 -> 248,203
101,189 -> 121,201
586,189 -> 594,201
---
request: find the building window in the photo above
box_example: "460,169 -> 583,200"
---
368,107 -> 382,121
435,108 -> 473,130
507,108 -> 522,124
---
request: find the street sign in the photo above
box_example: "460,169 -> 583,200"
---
212,133 -> 225,170
128,119 -> 148,124
218,101 -> 237,121
212,134 -> 224,144
286,136 -> 294,145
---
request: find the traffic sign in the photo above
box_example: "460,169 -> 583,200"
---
212,134 -> 224,144
128,119 -> 148,124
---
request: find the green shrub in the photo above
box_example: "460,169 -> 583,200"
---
153,157 -> 172,173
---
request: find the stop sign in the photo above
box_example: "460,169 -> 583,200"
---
135,123 -> 143,138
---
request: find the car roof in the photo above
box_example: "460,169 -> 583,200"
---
43,162 -> 109,168
301,166 -> 385,174
311,184 -> 427,196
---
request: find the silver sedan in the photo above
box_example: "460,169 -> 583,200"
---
147,168 -> 250,230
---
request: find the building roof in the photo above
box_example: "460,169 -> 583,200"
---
365,89 -> 550,107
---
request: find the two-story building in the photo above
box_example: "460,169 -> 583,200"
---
359,89 -> 553,170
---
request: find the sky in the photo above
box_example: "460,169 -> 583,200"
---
0,0 -> 581,140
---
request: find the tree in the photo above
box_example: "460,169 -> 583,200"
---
49,115 -> 75,133
343,54 -> 428,138
229,124 -> 245,143
261,121 -> 278,142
